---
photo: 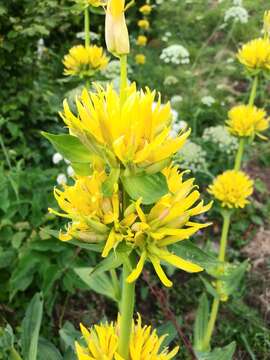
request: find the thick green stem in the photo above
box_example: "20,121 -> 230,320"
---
84,7 -> 90,47
234,138 -> 245,171
218,211 -> 231,262
118,260 -> 135,359
120,55 -> 128,103
248,75 -> 258,106
202,297 -> 220,351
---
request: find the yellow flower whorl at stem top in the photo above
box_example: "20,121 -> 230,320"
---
63,45 -> 108,77
138,19 -> 150,30
226,104 -> 269,139
75,314 -> 179,360
237,38 -> 270,72
135,53 -> 146,64
136,35 -> 147,46
49,166 -> 211,287
60,83 -> 191,171
139,4 -> 152,15
208,170 -> 253,209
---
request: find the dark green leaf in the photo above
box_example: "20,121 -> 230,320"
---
37,338 -> 62,360
21,293 -> 44,360
102,167 -> 120,197
194,293 -> 209,351
121,172 -> 168,205
196,341 -> 236,360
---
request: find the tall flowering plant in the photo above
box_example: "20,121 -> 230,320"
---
193,10 -> 270,356
42,2 -> 242,359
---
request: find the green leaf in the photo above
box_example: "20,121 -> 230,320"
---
59,321 -> 81,353
41,132 -> 92,163
172,241 -> 220,274
21,293 -> 44,360
37,338 -> 62,360
196,341 -> 236,360
90,249 -> 127,277
200,276 -> 219,299
218,260 -> 249,297
102,167 -> 120,197
121,172 -> 168,205
194,293 -> 209,351
70,162 -> 92,176
157,321 -> 177,348
74,267 -> 119,302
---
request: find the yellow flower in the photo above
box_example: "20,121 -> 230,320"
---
125,166 -> 212,287
135,53 -> 146,64
75,315 -> 179,360
136,35 -> 147,46
264,10 -> 270,37
139,4 -> 152,15
49,171 -> 137,256
237,38 -> 270,72
60,84 -> 190,172
208,170 -> 253,209
227,104 -> 269,139
63,45 -> 108,77
105,0 -> 130,55
138,19 -> 150,30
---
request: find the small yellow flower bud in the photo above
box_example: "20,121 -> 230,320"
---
264,10 -> 270,37
139,4 -> 152,15
136,35 -> 147,46
138,19 -> 150,30
105,0 -> 130,56
135,53 -> 146,64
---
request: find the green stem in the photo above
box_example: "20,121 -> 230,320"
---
110,269 -> 121,301
120,55 -> 128,103
0,134 -> 12,170
248,75 -> 258,106
10,348 -> 23,360
234,137 -> 245,171
118,260 -> 135,359
84,7 -> 90,47
218,211 -> 231,262
202,297 -> 220,351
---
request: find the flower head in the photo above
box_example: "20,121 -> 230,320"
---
227,104 -> 269,139
138,19 -> 150,30
237,38 -> 270,72
105,0 -> 130,56
125,166 -> 212,287
63,45 -> 108,77
139,4 -> 152,15
208,170 -> 253,209
160,44 -> 190,65
135,53 -> 146,64
136,35 -> 147,46
60,84 -> 190,172
75,315 -> 179,360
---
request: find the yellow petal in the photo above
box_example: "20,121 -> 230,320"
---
126,251 -> 147,283
148,255 -> 172,287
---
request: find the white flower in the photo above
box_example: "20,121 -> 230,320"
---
52,152 -> 63,164
64,158 -> 71,164
67,165 -> 75,177
171,95 -> 183,105
233,0 -> 242,5
171,109 -> 178,122
57,173 -> 67,185
101,60 -> 132,80
162,31 -> 172,42
76,31 -> 100,41
170,119 -> 187,137
201,96 -> 215,107
160,44 -> 190,65
177,141 -> 207,172
163,75 -> 179,86
37,38 -> 45,60
224,6 -> 249,24
203,125 -> 238,154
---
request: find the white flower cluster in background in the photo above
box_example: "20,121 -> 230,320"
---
160,45 -> 190,65
76,31 -> 100,41
52,152 -> 75,185
37,38 -> 45,60
203,125 -> 238,154
101,60 -> 133,80
224,0 -> 249,24
171,95 -> 183,106
177,141 -> 208,173
170,120 -> 188,138
163,75 -> 179,86
201,96 -> 215,107
162,31 -> 172,42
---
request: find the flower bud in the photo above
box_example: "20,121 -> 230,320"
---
105,0 -> 130,56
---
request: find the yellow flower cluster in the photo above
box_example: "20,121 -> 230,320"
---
75,315 -> 179,360
138,19 -> 150,30
227,104 -> 269,139
135,53 -> 146,64
136,35 -> 147,46
237,38 -> 270,72
208,170 -> 253,209
51,166 -> 210,286
63,45 -> 108,77
139,4 -> 152,15
60,83 -> 190,171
